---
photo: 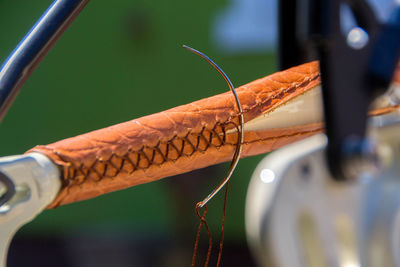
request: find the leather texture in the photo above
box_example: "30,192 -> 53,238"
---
28,61 -> 399,208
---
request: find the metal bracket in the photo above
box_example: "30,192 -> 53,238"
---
278,0 -> 400,180
0,153 -> 60,267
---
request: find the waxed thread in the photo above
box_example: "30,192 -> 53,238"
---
191,203 -> 212,267
190,180 -> 230,267
216,181 -> 229,267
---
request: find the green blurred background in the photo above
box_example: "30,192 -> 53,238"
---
0,0 -> 276,266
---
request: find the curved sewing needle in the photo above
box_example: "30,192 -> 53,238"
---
183,45 -> 244,208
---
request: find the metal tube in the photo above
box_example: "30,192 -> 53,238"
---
0,0 -> 90,120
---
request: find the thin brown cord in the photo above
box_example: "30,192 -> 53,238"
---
191,181 -> 230,267
191,203 -> 213,267
216,181 -> 229,267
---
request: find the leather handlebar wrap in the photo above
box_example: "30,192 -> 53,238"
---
28,61 -> 400,208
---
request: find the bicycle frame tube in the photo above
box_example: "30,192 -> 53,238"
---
0,0 -> 89,121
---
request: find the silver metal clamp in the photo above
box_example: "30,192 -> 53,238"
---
0,153 -> 60,266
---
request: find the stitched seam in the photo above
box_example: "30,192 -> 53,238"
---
52,73 -> 320,188
55,121 -> 238,186
226,73 -> 320,122
57,125 -> 322,189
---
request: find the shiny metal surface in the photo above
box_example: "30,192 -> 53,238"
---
246,111 -> 400,267
0,0 -> 89,120
0,153 -> 60,267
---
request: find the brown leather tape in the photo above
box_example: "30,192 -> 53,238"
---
27,61 -> 399,208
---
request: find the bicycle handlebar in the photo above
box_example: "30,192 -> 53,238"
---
28,61 -> 399,208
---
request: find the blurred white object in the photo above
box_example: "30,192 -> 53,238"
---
213,0 -> 277,53
213,0 -> 396,54
245,111 -> 400,267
